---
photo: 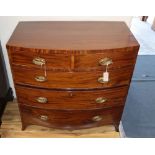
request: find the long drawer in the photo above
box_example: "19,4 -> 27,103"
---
20,104 -> 123,130
16,85 -> 128,110
13,66 -> 133,89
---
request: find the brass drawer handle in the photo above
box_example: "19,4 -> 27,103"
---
33,57 -> 45,66
36,97 -> 48,104
40,115 -> 48,121
99,58 -> 113,66
98,77 -> 109,84
92,116 -> 102,122
35,76 -> 46,82
95,97 -> 107,104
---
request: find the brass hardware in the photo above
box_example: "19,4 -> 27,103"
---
35,76 -> 46,82
33,57 -> 45,66
33,58 -> 47,81
95,97 -> 107,104
92,116 -> 102,122
36,97 -> 48,104
99,58 -> 113,66
40,115 -> 48,121
98,77 -> 109,84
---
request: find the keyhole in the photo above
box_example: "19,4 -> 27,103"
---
69,92 -> 73,97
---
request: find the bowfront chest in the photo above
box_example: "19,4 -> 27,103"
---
7,21 -> 139,131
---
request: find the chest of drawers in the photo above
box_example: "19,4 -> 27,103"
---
7,21 -> 139,131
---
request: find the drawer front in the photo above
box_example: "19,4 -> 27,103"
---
13,66 -> 133,89
20,105 -> 123,130
9,50 -> 71,70
74,49 -> 137,70
16,85 -> 128,110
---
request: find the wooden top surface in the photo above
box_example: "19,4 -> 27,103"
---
7,21 -> 139,50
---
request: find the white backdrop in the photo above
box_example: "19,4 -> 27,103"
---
0,16 -> 132,97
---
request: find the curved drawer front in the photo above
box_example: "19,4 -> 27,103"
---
74,48 -> 138,71
9,50 -> 71,70
16,85 -> 128,110
13,66 -> 133,89
9,48 -> 138,71
20,104 -> 123,130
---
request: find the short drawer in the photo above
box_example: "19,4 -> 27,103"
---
9,49 -> 71,70
16,85 -> 128,110
13,66 -> 133,89
20,104 -> 123,130
74,49 -> 138,70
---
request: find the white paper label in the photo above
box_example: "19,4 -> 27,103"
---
103,72 -> 109,82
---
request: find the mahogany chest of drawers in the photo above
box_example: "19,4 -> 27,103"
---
7,21 -> 139,131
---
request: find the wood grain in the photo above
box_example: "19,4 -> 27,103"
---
1,131 -> 119,138
13,66 -> 133,89
0,101 -> 120,138
20,104 -> 123,130
7,21 -> 139,50
10,50 -> 71,70
16,85 -> 128,110
74,48 -> 138,70
9,47 -> 138,71
6,21 -> 139,131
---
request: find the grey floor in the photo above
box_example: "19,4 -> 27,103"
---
120,18 -> 155,137
131,17 -> 155,55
